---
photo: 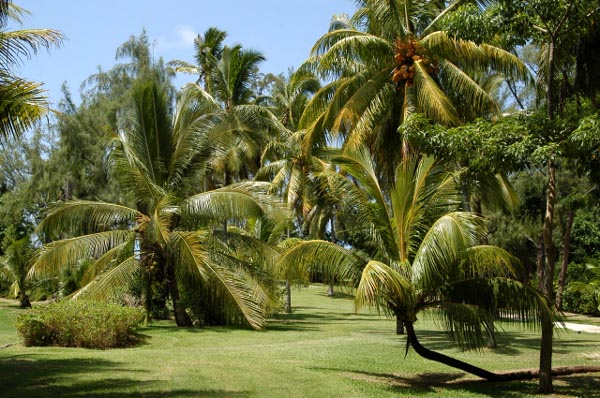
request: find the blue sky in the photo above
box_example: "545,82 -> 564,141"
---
14,0 -> 357,106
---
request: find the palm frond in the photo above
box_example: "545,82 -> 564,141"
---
71,256 -> 138,301
36,201 -> 140,237
29,230 -> 135,280
355,260 -> 414,314
412,60 -> 460,126
277,239 -> 364,283
411,212 -> 486,288
171,231 -> 271,329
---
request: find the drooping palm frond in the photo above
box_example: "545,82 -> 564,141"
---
71,255 -> 137,300
413,60 -> 460,126
171,231 -> 272,329
411,211 -> 486,289
36,201 -> 140,237
0,73 -> 47,138
355,260 -> 414,315
277,240 -> 364,284
181,186 -> 269,228
29,230 -> 135,279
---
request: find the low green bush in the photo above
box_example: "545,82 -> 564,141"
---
15,300 -> 145,348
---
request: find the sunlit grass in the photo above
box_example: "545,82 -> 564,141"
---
0,286 -> 599,398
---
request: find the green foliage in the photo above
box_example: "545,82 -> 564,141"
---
15,300 -> 144,348
561,281 -> 600,315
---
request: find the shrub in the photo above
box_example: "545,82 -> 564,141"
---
15,300 -> 145,348
561,282 -> 600,316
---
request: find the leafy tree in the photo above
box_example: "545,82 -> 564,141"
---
279,149 -> 549,379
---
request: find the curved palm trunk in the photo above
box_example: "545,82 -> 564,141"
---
404,321 -> 501,381
166,262 -> 193,327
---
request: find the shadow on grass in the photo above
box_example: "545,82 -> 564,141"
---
316,366 -> 600,397
267,306 -> 384,332
0,355 -> 250,398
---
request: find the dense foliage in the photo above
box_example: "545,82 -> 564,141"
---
15,300 -> 144,348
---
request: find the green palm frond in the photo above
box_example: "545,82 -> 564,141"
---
0,73 -> 47,138
36,201 -> 140,236
29,230 -> 135,280
71,255 -> 137,301
355,260 -> 414,315
110,137 -> 168,206
440,60 -> 499,116
463,245 -> 522,279
277,240 -> 364,283
413,60 -> 460,126
182,186 -> 267,227
434,301 -> 496,350
79,239 -> 135,286
411,212 -> 485,288
171,231 -> 270,329
0,27 -> 62,65
332,68 -> 394,139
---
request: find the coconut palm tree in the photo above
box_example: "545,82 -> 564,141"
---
168,26 -> 228,90
182,43 -> 287,188
278,148 -> 550,379
29,76 -> 281,329
299,1 -> 527,182
0,1 -> 62,138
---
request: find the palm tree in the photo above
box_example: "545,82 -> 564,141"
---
180,44 -> 287,188
299,1 -> 527,182
1,235 -> 31,307
168,26 -> 227,90
29,76 -> 281,329
0,1 -> 62,138
278,148 -> 550,379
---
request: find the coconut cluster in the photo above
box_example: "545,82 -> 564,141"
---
392,38 -> 439,88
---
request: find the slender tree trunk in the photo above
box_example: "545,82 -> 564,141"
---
284,280 -> 292,313
539,159 -> 558,393
556,209 -> 575,310
327,281 -> 335,297
166,262 -> 192,327
143,266 -> 153,325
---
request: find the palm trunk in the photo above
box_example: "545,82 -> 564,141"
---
396,315 -> 405,335
284,280 -> 292,313
143,267 -> 152,325
327,281 -> 335,297
539,159 -> 558,393
166,261 -> 193,327
555,209 -> 575,310
404,321 -> 501,381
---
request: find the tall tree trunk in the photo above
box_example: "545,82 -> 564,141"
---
539,159 -> 558,393
404,321 -> 501,381
556,209 -> 575,310
166,262 -> 193,327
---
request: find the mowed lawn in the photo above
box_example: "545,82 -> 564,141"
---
1,285 -> 600,398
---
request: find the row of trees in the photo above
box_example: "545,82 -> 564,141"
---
1,0 -> 600,394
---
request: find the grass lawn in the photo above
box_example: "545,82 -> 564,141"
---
1,285 -> 599,398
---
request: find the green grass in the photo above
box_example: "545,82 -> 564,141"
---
1,286 -> 599,398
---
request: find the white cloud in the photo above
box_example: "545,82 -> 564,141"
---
156,25 -> 197,51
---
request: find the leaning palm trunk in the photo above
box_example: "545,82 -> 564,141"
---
404,321 -> 501,381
